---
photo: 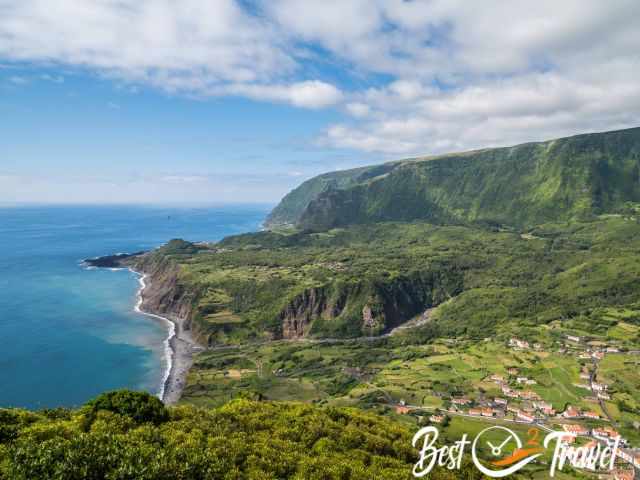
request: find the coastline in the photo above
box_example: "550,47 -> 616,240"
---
131,268 -> 201,405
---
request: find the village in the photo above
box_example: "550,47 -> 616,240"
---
393,334 -> 640,479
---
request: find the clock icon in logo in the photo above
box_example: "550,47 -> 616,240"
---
471,426 -> 543,478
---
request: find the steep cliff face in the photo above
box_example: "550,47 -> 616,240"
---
278,267 -> 464,339
269,126 -> 640,231
264,165 -> 390,228
279,287 -> 350,339
133,254 -> 199,333
84,245 -> 200,335
280,287 -> 328,339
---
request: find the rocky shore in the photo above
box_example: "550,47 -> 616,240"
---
83,252 -> 145,268
84,253 -> 203,405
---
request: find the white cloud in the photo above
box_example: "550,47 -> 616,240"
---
325,70 -> 640,155
223,80 -> 342,109
1,0 -> 639,158
0,0 -> 341,108
345,102 -> 370,118
307,0 -> 640,155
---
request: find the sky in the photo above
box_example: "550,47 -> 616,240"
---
1,0 -> 639,204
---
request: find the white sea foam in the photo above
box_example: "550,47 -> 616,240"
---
78,259 -> 95,270
132,270 -> 175,401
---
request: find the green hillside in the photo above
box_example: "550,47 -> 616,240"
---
1,390 -> 450,480
266,127 -> 640,231
140,215 -> 640,346
265,164 -> 397,227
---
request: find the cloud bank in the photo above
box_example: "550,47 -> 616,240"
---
1,0 -> 639,155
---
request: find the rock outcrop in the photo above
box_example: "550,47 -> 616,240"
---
83,252 -> 145,268
134,254 -> 198,331
278,266 -> 464,339
281,287 -> 331,339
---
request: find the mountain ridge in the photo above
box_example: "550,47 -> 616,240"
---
266,126 -> 640,230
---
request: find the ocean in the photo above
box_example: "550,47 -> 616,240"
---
0,204 -> 268,409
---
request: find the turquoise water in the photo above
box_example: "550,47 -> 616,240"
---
0,205 -> 268,409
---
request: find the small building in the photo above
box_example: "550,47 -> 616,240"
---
560,434 -> 577,444
542,406 -> 556,416
592,382 -> 609,392
468,408 -> 482,416
534,400 -> 552,410
593,427 -> 620,439
481,408 -> 494,418
502,386 -> 518,397
567,335 -> 582,343
395,405 -> 410,415
517,411 -> 535,423
494,397 -> 508,406
561,424 -> 589,436
507,404 -> 520,414
562,406 -> 581,419
509,338 -> 530,349
429,415 -> 445,424
583,411 -> 600,420
451,397 -> 471,406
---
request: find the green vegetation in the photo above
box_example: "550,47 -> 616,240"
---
43,127 -> 639,478
598,352 -> 640,443
82,390 -> 169,426
0,391 -> 492,480
265,165 -> 393,227
151,212 -> 640,461
141,214 -> 640,349
265,127 -> 640,230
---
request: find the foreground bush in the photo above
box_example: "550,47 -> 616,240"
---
82,390 -> 169,427
0,391 -> 485,479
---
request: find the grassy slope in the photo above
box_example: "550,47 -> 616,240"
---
266,127 -> 640,230
147,215 -> 640,347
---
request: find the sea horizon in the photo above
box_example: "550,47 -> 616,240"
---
0,204 -> 269,409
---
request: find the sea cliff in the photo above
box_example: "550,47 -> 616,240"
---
85,248 -> 203,404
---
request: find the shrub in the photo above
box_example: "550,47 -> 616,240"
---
83,390 -> 168,426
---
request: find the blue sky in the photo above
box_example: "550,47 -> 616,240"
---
1,1 -> 639,204
1,65 -> 364,203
